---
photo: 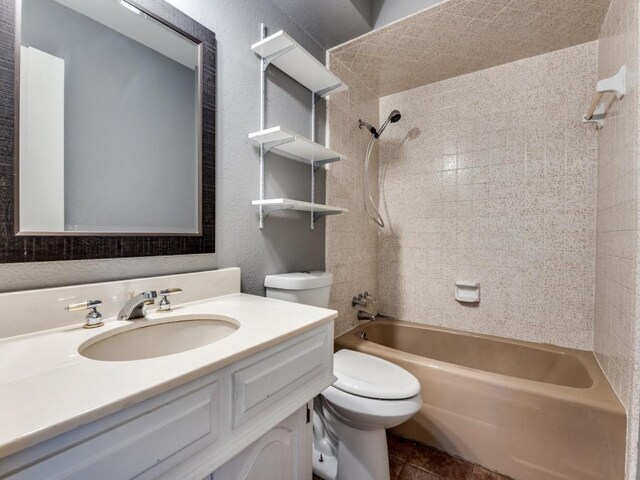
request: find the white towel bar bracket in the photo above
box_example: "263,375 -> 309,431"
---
582,65 -> 626,129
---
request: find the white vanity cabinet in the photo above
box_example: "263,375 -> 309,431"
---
0,322 -> 333,480
213,402 -> 312,480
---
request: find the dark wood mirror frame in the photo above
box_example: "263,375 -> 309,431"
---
0,0 -> 215,263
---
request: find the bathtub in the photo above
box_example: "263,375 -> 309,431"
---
335,319 -> 626,480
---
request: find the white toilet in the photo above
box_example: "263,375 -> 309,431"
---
264,271 -> 333,307
265,271 -> 423,480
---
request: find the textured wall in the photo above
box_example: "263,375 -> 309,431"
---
375,42 -> 598,349
326,57 -> 379,336
594,0 -> 640,476
0,0 -> 330,294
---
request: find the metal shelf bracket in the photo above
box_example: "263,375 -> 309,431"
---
261,45 -> 296,71
313,82 -> 343,103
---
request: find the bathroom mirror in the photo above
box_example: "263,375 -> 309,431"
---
0,0 -> 216,261
19,0 -> 200,235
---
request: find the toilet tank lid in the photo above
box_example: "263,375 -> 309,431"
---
333,349 -> 421,400
264,271 -> 333,290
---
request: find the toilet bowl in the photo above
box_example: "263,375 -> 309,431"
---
313,349 -> 422,480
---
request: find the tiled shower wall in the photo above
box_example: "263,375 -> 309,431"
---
375,42 -> 598,349
326,42 -> 599,348
325,58 -> 380,336
595,0 -> 640,475
378,42 -> 597,349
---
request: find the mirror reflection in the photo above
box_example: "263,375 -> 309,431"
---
18,0 -> 201,234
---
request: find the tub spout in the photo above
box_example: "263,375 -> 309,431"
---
357,310 -> 376,321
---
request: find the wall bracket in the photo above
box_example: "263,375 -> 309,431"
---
582,65 -> 626,129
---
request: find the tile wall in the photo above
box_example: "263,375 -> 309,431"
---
325,57 -> 380,336
375,42 -> 598,349
329,0 -> 610,97
594,0 -> 640,475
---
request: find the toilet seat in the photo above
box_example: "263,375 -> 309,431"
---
322,385 -> 422,428
314,350 -> 423,480
333,349 -> 421,400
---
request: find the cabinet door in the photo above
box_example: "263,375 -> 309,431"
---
214,404 -> 312,480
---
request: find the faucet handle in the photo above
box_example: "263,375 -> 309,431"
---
159,288 -> 182,296
65,300 -> 102,312
158,288 -> 182,312
363,292 -> 377,304
352,293 -> 366,307
352,292 -> 377,308
66,300 -> 104,329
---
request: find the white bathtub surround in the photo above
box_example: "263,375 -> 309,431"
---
0,268 -> 336,477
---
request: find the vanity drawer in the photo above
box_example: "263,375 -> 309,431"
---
232,328 -> 330,428
7,381 -> 219,480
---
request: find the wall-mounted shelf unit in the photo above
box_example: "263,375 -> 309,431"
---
251,30 -> 347,97
252,199 -> 347,221
252,25 -> 347,229
248,126 -> 343,167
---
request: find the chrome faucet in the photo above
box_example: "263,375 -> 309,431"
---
118,291 -> 158,320
157,288 -> 183,312
357,310 -> 376,321
66,300 -> 104,329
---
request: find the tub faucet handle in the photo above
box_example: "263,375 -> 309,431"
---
363,292 -> 377,304
352,292 -> 377,307
352,293 -> 367,307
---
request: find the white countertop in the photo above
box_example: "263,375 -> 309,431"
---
0,292 -> 336,459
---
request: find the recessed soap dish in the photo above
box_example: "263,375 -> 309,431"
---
455,282 -> 480,303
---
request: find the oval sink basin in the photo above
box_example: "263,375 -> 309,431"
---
79,315 -> 239,361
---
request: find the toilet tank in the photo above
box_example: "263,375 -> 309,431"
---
264,271 -> 333,308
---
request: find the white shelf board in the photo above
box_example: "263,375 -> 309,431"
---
248,126 -> 343,165
251,30 -> 346,96
252,198 -> 347,216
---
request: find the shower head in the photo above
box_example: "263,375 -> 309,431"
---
388,110 -> 402,123
358,109 -> 402,139
377,109 -> 402,137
